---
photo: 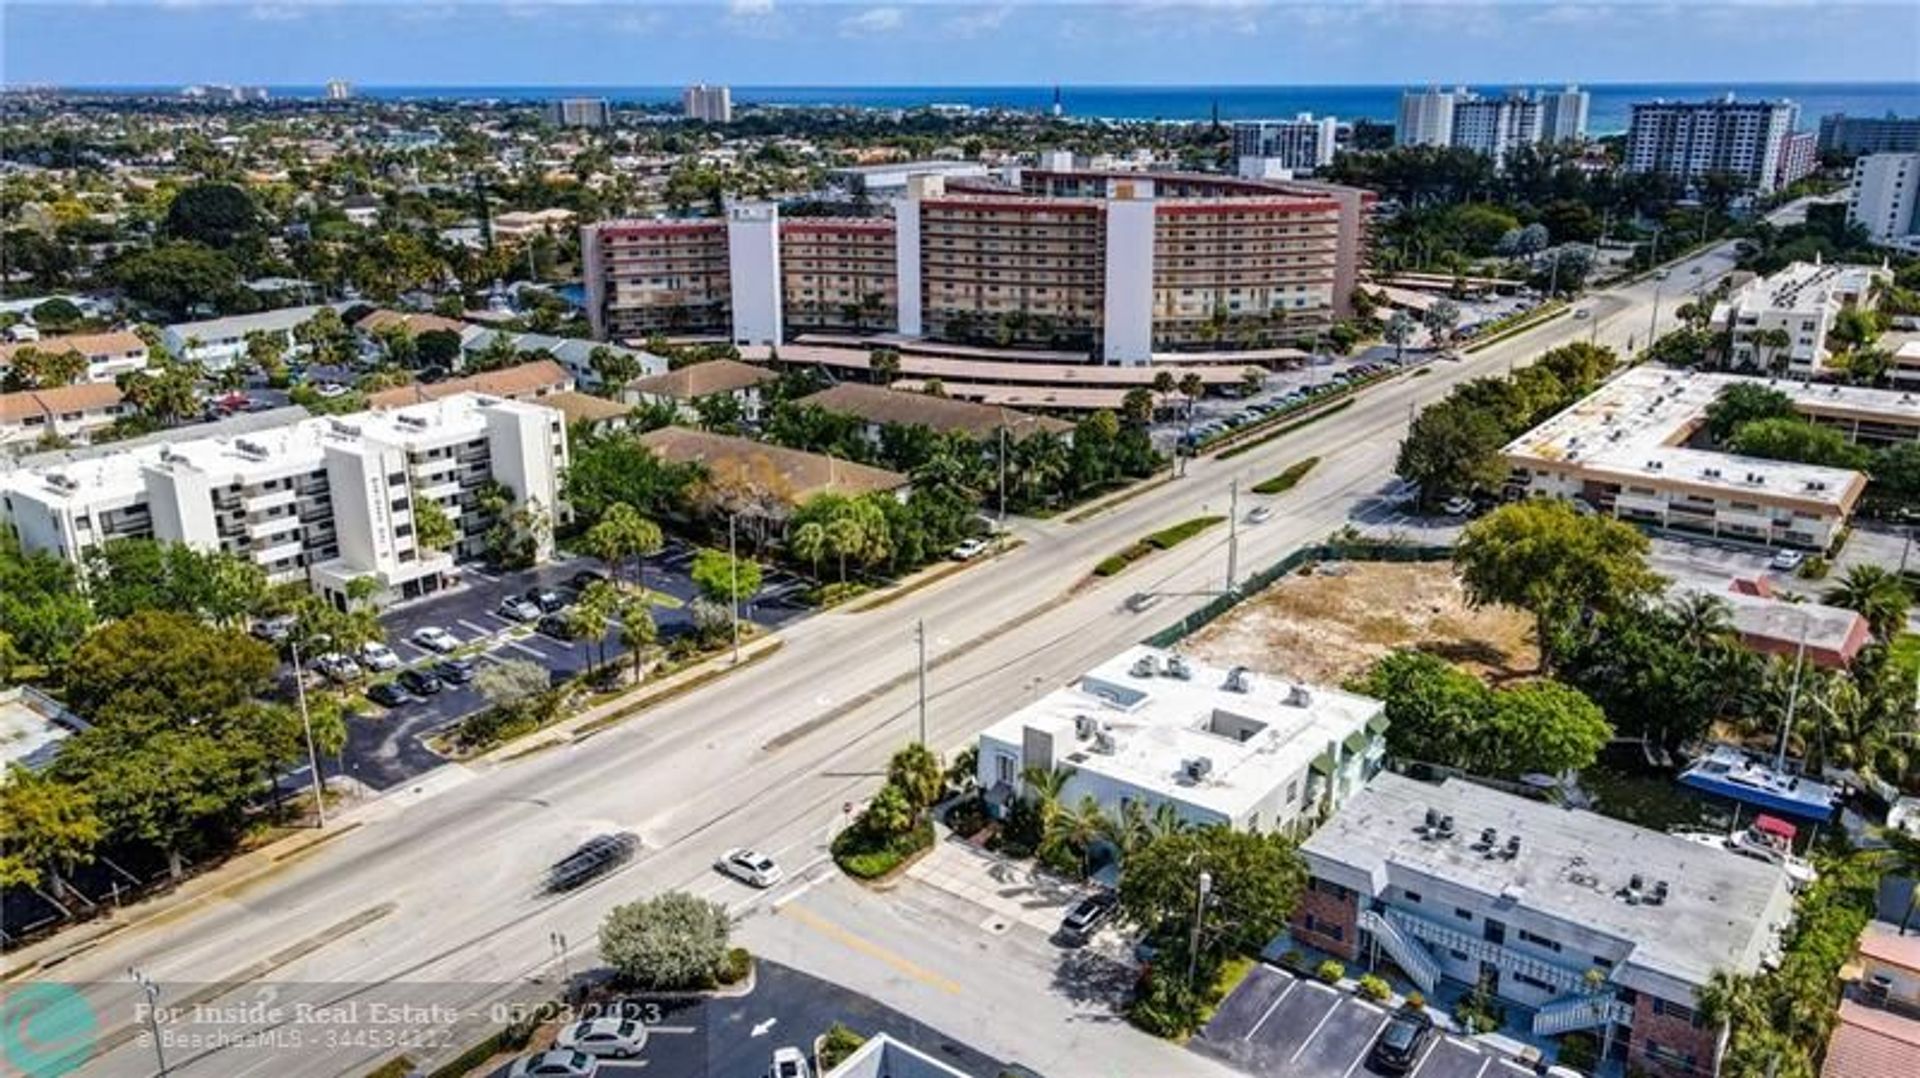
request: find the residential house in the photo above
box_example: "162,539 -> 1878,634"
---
1822,923 -> 1920,1078
0,331 -> 149,384
363,359 -> 574,410
793,382 -> 1073,450
623,359 -> 778,424
0,383 -> 130,449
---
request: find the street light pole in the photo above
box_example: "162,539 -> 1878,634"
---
130,967 -> 169,1077
1646,279 -> 1665,355
290,640 -> 327,827
728,513 -> 741,664
550,931 -> 570,988
1226,479 -> 1240,593
997,425 -> 1008,524
914,618 -> 928,746
1186,870 -> 1213,989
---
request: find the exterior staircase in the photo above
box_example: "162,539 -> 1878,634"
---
1532,993 -> 1634,1036
1358,908 -> 1441,992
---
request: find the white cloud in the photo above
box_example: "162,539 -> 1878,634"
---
839,6 -> 905,36
943,5 -> 1011,38
729,0 -> 775,15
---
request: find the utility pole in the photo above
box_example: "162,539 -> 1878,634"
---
550,931 -> 570,988
1186,870 -> 1213,989
130,967 -> 170,1076
914,619 -> 928,746
1646,278 -> 1665,355
291,640 -> 327,827
997,425 -> 1008,524
1226,479 -> 1240,593
728,514 -> 741,664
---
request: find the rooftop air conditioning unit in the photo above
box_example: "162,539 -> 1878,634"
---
1185,756 -> 1213,782
1093,727 -> 1118,754
1436,814 -> 1456,838
1477,827 -> 1499,849
1074,714 -> 1099,740
1224,666 -> 1251,693
1648,880 -> 1670,906
1166,654 -> 1192,680
1130,655 -> 1156,678
1503,834 -> 1521,860
1285,685 -> 1312,707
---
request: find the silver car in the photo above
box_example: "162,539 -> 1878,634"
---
718,848 -> 783,888
556,1017 -> 647,1058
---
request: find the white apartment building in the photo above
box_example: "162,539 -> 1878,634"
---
1712,259 -> 1886,375
1848,152 -> 1920,253
1625,97 -> 1800,195
1398,88 -> 1465,148
1501,367 -> 1920,550
682,84 -> 732,124
325,79 -> 351,101
546,98 -> 610,128
0,384 -> 129,449
161,304 -> 343,371
0,331 -> 149,384
1295,772 -> 1795,1078
1452,93 -> 1543,168
0,393 -> 566,610
1233,115 -> 1340,174
1538,85 -> 1590,144
974,645 -> 1387,834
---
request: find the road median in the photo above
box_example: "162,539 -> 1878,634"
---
1094,516 -> 1226,578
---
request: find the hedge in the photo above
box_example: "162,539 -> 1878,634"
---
832,818 -> 934,879
1215,398 -> 1356,461
1251,457 -> 1319,496
1093,516 -> 1226,577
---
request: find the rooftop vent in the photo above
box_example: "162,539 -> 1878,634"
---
1705,467 -> 1723,479
1224,666 -> 1251,694
1285,684 -> 1312,707
1073,714 -> 1099,740
1166,654 -> 1192,680
1476,827 -> 1499,851
1184,756 -> 1214,782
1648,879 -> 1670,906
234,439 -> 270,461
1093,726 -> 1118,754
1437,814 -> 1455,838
1645,458 -> 1661,469
1503,834 -> 1521,860
1130,655 -> 1157,678
397,414 -> 429,430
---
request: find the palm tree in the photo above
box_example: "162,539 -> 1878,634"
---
566,581 -> 618,674
1055,795 -> 1107,878
1020,763 -> 1075,855
826,514 -> 864,584
1670,591 -> 1735,654
618,599 -> 658,684
1879,827 -> 1920,935
789,520 -> 828,581
1098,800 -> 1151,864
1828,564 -> 1911,641
1695,968 -> 1760,1041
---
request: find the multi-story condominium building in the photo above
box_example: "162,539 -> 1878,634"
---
1538,85 -> 1591,144
1712,260 -> 1886,375
1776,130 -> 1819,190
0,384 -> 130,448
827,159 -> 991,198
1848,152 -> 1920,253
975,645 -> 1387,833
1502,366 -> 1920,550
1818,113 -> 1920,156
546,98 -> 610,128
1295,772 -> 1795,1078
681,84 -> 732,124
1452,92 -> 1544,168
582,170 -> 1370,364
0,393 -> 566,610
161,305 -> 343,371
324,79 -> 351,101
1624,97 -> 1801,194
1397,88 -> 1466,148
1233,115 -> 1340,174
0,331 -> 149,384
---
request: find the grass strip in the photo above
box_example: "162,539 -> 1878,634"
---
1250,456 -> 1320,496
1215,398 -> 1354,460
1094,515 -> 1226,577
1463,300 -> 1569,353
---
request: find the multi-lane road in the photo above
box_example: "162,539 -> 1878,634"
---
13,238 -> 1742,1078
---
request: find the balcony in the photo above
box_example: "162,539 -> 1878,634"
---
1380,908 -> 1591,997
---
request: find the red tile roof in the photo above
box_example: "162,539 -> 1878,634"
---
1822,1000 -> 1920,1078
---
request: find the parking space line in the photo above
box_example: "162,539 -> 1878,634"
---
1243,977 -> 1298,1041
1341,1012 -> 1392,1078
504,639 -> 549,659
1404,1034 -> 1453,1078
1288,985 -> 1342,1063
458,619 -> 494,638
1470,1055 -> 1493,1078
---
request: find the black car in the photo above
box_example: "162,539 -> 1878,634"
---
536,614 -> 576,640
1366,1010 -> 1433,1075
545,832 -> 641,892
397,668 -> 443,695
1059,890 -> 1119,941
569,569 -> 609,592
526,587 -> 568,613
366,682 -> 415,708
430,656 -> 478,685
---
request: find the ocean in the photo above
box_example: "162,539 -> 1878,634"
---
163,82 -> 1920,135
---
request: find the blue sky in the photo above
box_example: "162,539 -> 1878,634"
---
5,1 -> 1918,87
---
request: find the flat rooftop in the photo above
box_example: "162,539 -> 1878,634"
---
977,644 -> 1384,821
1504,367 -> 1884,512
1304,772 -> 1795,990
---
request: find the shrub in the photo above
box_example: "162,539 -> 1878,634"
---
1251,457 -> 1320,496
599,892 -> 732,990
1128,964 -> 1206,1038
1556,1031 -> 1600,1072
833,817 -> 933,880
1798,555 -> 1831,580
1315,959 -> 1345,984
819,1024 -> 866,1071
717,946 -> 753,986
1405,991 -> 1426,1011
1094,552 -> 1136,577
1279,949 -> 1307,972
812,581 -> 870,608
1356,974 -> 1391,1002
1095,516 -> 1224,577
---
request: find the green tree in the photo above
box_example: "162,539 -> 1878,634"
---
1395,398 -> 1510,508
599,892 -> 733,990
1118,826 -> 1306,974
413,328 -> 463,370
1727,417 -> 1871,470
789,519 -> 829,580
886,743 -> 943,814
566,581 -> 620,674
618,597 -> 659,683
3,345 -> 88,388
863,782 -> 917,837
1383,311 -> 1417,363
1878,827 -> 1920,935
29,297 -> 84,333
164,182 -> 258,247
111,243 -> 241,317
588,345 -> 644,389
1827,565 -> 1911,641
690,547 -> 763,605
1355,650 -> 1491,770
1479,679 -> 1613,776
1454,500 -> 1659,671
0,766 -> 104,895
583,501 -> 664,590
563,431 -> 701,524
84,539 -> 268,627
0,530 -> 94,670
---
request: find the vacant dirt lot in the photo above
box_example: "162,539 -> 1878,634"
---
1182,561 -> 1536,685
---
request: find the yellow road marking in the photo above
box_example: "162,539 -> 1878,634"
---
776,904 -> 964,995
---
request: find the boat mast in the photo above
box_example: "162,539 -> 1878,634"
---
1773,617 -> 1810,773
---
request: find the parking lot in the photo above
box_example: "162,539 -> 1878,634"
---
1197,965 -> 1536,1078
330,543 -> 812,790
1169,355 -> 1414,451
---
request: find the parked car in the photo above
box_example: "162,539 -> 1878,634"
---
546,832 -> 641,892
526,587 -> 568,613
1058,890 -> 1118,941
431,656 -> 478,685
250,614 -> 296,642
569,569 -> 609,592
769,1046 -> 810,1078
950,537 -> 992,561
314,382 -> 351,400
1366,1009 -> 1433,1075
366,682 -> 414,709
397,668 -> 443,696
1245,505 -> 1274,525
1771,548 -> 1807,572
315,652 -> 361,683
358,641 -> 401,672
410,625 -> 459,653
556,1017 -> 647,1058
508,1050 -> 599,1078
717,848 -> 783,888
1441,495 -> 1476,517
536,614 -> 577,640
498,596 -> 541,622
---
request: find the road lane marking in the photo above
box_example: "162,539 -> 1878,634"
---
776,903 -> 963,995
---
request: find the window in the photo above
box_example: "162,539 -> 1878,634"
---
1454,908 -> 1472,921
1518,929 -> 1563,953
1514,972 -> 1556,992
1449,949 -> 1470,962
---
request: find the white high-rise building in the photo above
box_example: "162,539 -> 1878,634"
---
1233,114 -> 1340,174
325,79 -> 352,102
1397,88 -> 1466,148
682,84 -> 733,124
1451,93 -> 1542,167
1538,85 -> 1590,143
1848,153 -> 1920,253
1624,96 -> 1800,194
546,98 -> 611,128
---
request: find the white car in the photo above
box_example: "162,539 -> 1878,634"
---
314,382 -> 351,399
1245,506 -> 1274,525
556,1017 -> 647,1058
358,641 -> 401,672
1770,549 -> 1807,572
718,848 -> 783,888
770,1046 -> 812,1078
411,625 -> 459,653
949,537 -> 991,561
498,596 -> 541,622
1572,308 -> 1591,320
1441,495 -> 1476,516
314,652 -> 361,683
508,1050 -> 598,1077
